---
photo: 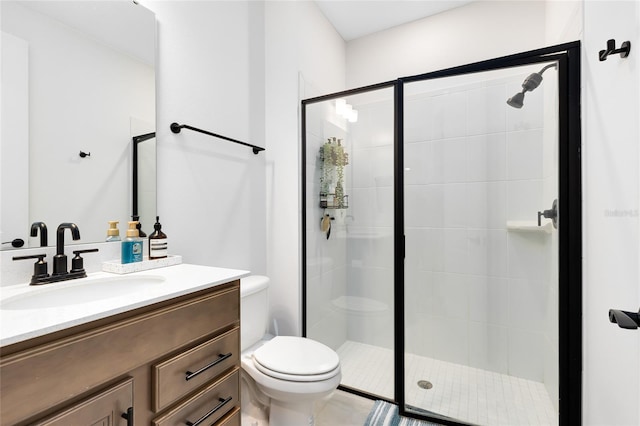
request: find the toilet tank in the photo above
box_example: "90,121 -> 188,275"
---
240,275 -> 270,351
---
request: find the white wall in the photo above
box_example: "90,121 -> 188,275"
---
346,1 -> 547,88
265,0 -> 346,336
145,0 -> 266,274
143,1 -> 344,338
582,1 -> 639,425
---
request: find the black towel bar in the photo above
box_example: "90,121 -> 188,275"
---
170,122 -> 264,154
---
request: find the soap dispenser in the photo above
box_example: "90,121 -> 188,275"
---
148,216 -> 167,259
121,221 -> 143,264
106,221 -> 121,242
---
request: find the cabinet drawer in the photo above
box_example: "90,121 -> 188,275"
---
153,327 -> 239,412
33,377 -> 133,426
217,407 -> 240,426
152,368 -> 239,426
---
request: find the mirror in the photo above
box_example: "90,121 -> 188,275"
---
1,0 -> 156,249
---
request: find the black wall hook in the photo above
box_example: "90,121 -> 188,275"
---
599,39 -> 631,61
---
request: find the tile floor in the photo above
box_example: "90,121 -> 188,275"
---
316,390 -> 375,426
241,389 -> 373,426
337,340 -> 558,426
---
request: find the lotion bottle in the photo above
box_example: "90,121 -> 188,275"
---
148,216 -> 168,259
121,221 -> 143,264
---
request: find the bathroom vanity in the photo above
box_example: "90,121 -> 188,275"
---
0,264 -> 248,425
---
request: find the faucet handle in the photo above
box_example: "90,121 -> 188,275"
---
13,254 -> 50,285
71,248 -> 99,274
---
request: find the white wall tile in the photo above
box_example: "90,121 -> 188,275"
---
443,137 -> 468,183
507,129 -> 544,180
467,229 -> 508,277
429,140 -> 445,184
431,92 -> 467,140
351,231 -> 394,270
543,334 -> 559,412
405,185 -> 444,228
444,229 -> 468,273
405,95 -> 433,143
405,228 -> 427,272
351,187 -> 375,227
443,183 -> 468,228
430,316 -> 469,365
432,272 -> 469,320
468,322 -> 508,374
467,84 -> 507,136
508,278 -> 549,333
468,275 -> 508,326
404,269 -> 434,323
372,185 -> 394,227
352,148 -> 373,188
404,141 -> 430,185
466,133 -> 507,182
406,227 -> 445,273
466,181 -> 507,230
508,329 -> 544,381
506,179 -> 543,222
352,101 -> 394,149
405,316 -> 434,357
507,233 -> 551,281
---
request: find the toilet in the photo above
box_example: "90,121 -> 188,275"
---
240,275 -> 341,426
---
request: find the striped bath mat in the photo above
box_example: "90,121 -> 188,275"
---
364,401 -> 441,426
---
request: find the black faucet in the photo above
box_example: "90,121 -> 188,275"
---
53,223 -> 81,276
30,222 -> 48,247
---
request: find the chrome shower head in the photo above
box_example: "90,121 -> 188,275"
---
507,63 -> 557,109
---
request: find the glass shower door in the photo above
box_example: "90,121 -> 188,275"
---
402,62 -> 560,425
303,85 -> 396,399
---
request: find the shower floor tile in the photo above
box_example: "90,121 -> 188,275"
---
336,341 -> 558,426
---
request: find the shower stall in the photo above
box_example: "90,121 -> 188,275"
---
302,43 -> 581,426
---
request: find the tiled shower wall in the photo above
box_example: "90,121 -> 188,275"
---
400,70 -> 558,393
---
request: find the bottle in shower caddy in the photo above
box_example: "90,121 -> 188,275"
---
148,216 -> 168,259
121,221 -> 143,264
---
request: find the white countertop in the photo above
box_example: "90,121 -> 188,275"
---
0,264 -> 249,347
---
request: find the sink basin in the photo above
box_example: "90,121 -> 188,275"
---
0,275 -> 166,310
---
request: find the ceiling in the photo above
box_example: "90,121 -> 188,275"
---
314,0 -> 476,41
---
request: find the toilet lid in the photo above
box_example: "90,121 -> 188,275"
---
253,336 -> 340,377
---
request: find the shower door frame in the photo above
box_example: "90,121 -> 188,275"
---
301,41 -> 582,425
395,42 -> 582,425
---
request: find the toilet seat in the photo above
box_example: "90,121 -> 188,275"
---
252,336 -> 340,382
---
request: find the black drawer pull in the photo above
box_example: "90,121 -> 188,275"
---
185,353 -> 232,381
185,396 -> 232,426
121,407 -> 133,426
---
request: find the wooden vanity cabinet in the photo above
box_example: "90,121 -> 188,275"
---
33,377 -> 134,426
0,280 -> 241,426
